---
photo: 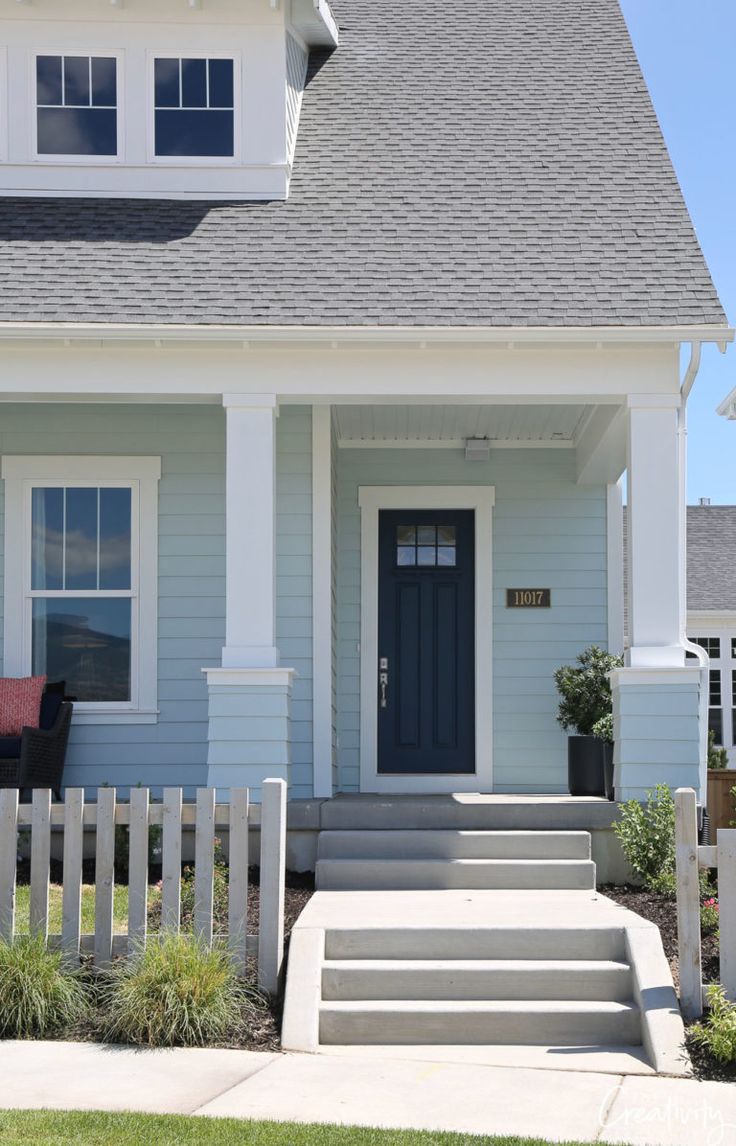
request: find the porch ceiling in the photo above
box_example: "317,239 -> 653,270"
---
334,404 -> 591,446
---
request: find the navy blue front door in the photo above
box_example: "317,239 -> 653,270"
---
377,509 -> 475,775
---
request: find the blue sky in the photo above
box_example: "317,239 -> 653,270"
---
619,0 -> 735,503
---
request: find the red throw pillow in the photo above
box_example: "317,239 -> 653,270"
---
0,676 -> 47,736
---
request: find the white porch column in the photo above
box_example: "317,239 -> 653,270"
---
222,393 -> 279,669
626,395 -> 685,668
204,394 -> 294,798
613,394 -> 706,802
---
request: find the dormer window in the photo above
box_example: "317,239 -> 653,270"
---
35,54 -> 118,158
153,56 -> 235,159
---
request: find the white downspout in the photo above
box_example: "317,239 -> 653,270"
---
679,341 -> 706,665
678,342 -> 709,803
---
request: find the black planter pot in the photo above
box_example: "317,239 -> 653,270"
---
568,735 -> 606,797
602,742 -> 615,801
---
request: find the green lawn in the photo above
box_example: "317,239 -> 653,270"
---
13,885 -> 146,935
0,1113 -> 601,1146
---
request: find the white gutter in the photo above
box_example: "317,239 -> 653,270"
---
0,322 -> 731,347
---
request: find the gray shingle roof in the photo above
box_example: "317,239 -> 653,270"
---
687,507 -> 736,612
0,0 -> 726,328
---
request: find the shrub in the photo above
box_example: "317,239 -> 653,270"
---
592,712 -> 614,744
708,728 -> 729,770
97,932 -> 258,1047
0,934 -> 87,1038
554,646 -> 623,736
691,985 -> 736,1064
613,784 -> 676,895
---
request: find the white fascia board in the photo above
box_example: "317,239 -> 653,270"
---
716,385 -> 736,418
0,322 -> 731,347
290,0 -> 339,46
687,610 -> 736,629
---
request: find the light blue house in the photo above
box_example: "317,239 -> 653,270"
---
0,0 -> 730,833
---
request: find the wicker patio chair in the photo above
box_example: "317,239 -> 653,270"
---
0,689 -> 73,800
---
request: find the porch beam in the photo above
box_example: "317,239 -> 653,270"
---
575,405 -> 627,484
626,394 -> 685,668
221,394 -> 280,668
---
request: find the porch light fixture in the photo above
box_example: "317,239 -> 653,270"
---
464,437 -> 491,462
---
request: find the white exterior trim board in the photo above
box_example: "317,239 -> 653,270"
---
358,485 -> 494,794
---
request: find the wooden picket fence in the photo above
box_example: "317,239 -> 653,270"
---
0,778 -> 287,993
675,786 -> 736,1019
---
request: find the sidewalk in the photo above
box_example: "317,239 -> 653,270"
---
1,1040 -> 735,1146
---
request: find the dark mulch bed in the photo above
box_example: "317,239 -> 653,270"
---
600,883 -> 734,1081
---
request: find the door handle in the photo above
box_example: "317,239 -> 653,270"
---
379,662 -> 389,709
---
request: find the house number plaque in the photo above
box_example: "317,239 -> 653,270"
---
506,588 -> 551,608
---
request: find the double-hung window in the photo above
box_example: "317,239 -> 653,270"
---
153,55 -> 236,158
687,632 -> 736,753
35,54 -> 119,157
2,457 -> 160,723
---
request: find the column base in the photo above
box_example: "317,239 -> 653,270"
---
203,667 -> 296,800
611,666 -> 707,802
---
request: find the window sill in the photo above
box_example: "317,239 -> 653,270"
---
72,709 -> 159,726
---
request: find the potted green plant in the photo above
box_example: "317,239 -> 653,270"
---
554,646 -> 623,797
592,712 -> 614,801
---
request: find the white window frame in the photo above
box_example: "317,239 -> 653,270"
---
30,49 -> 124,165
358,486 -> 494,794
1,456 -> 160,725
146,50 -> 242,166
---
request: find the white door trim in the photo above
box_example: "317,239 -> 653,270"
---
358,485 -> 495,794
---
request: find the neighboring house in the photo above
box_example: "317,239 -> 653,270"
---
0,0 -> 731,812
686,505 -> 736,766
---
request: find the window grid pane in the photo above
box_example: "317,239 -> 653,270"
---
395,524 -> 456,568
709,669 -> 722,706
36,54 -> 117,156
31,486 -> 131,593
32,598 -> 131,703
154,57 -> 235,158
732,638 -> 736,661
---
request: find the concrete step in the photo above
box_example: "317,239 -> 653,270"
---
321,958 -> 633,1002
317,830 -> 592,862
316,857 -> 596,891
319,999 -> 642,1047
324,926 -> 627,962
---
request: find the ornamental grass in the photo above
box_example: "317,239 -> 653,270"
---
0,933 -> 88,1038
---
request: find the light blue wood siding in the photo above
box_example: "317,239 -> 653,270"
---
0,403 -> 313,798
613,678 -> 704,800
335,448 -> 608,792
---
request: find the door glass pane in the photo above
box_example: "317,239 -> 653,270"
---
417,546 -> 436,566
396,525 -> 415,545
417,526 -> 436,545
32,598 -> 131,702
99,488 -> 132,590
31,487 -> 64,590
65,487 -> 99,590
437,525 -> 456,545
437,547 -> 456,567
397,546 -> 416,566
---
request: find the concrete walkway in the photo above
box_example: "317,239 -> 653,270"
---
1,1041 -> 735,1145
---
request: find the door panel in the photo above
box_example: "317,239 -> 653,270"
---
377,509 -> 475,775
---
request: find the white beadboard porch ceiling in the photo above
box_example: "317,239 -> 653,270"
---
334,404 -> 592,445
